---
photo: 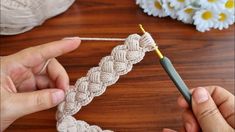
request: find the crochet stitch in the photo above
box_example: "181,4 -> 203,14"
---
56,32 -> 157,132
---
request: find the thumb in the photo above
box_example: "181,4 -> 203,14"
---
191,87 -> 233,132
10,89 -> 64,118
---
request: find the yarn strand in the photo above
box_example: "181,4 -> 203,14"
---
80,37 -> 126,41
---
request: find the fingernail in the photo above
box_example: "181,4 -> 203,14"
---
185,123 -> 191,132
193,87 -> 209,104
52,90 -> 65,104
63,37 -> 80,40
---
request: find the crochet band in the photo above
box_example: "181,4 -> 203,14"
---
56,32 -> 157,132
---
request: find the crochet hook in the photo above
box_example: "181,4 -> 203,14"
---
139,24 -> 192,105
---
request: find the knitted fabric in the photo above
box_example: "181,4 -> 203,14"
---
0,0 -> 75,35
56,33 -> 157,132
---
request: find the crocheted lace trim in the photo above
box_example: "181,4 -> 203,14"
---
56,32 -> 156,132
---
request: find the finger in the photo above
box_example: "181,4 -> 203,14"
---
202,86 -> 235,128
182,109 -> 200,132
35,75 -> 55,89
9,89 -> 65,118
162,128 -> 177,132
46,58 -> 69,90
191,87 -> 233,131
177,96 -> 189,109
178,86 -> 234,128
177,89 -> 195,109
12,37 -> 80,68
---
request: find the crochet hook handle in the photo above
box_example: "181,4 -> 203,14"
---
160,56 -> 192,106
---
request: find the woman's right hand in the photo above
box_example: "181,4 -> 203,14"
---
164,86 -> 235,132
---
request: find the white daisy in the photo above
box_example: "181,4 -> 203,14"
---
136,0 -> 146,9
198,0 -> 227,10
177,6 -> 198,24
142,0 -> 167,17
224,0 -> 235,14
168,0 -> 191,10
136,0 -> 234,32
162,0 -> 178,19
193,9 -> 219,32
136,0 -> 143,5
213,10 -> 234,30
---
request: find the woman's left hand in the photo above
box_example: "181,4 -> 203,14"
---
0,37 -> 81,131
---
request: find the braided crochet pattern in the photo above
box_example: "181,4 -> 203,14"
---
56,32 -> 157,132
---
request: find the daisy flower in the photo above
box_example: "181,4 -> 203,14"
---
136,0 -> 234,32
143,0 -> 167,17
177,6 -> 198,24
198,0 -> 227,10
224,0 -> 235,13
213,10 -> 234,30
193,9 -> 219,32
136,0 -> 146,9
136,0 -> 143,5
168,0 -> 191,10
162,0 -> 177,19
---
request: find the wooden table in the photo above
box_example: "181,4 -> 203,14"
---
0,0 -> 234,131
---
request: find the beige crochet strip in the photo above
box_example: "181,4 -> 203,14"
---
56,33 -> 157,132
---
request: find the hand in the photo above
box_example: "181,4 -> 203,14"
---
0,37 -> 81,131
163,86 -> 235,132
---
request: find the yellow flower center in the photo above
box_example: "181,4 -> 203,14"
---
225,0 -> 234,9
177,0 -> 185,2
168,3 -> 174,9
202,11 -> 213,20
184,8 -> 194,14
154,1 -> 162,9
208,0 -> 217,2
219,13 -> 227,21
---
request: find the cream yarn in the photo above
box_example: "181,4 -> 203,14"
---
0,0 -> 75,35
56,33 -> 157,132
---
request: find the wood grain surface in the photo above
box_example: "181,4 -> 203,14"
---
0,0 -> 234,131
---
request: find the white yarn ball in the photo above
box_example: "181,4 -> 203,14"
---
0,0 -> 75,35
